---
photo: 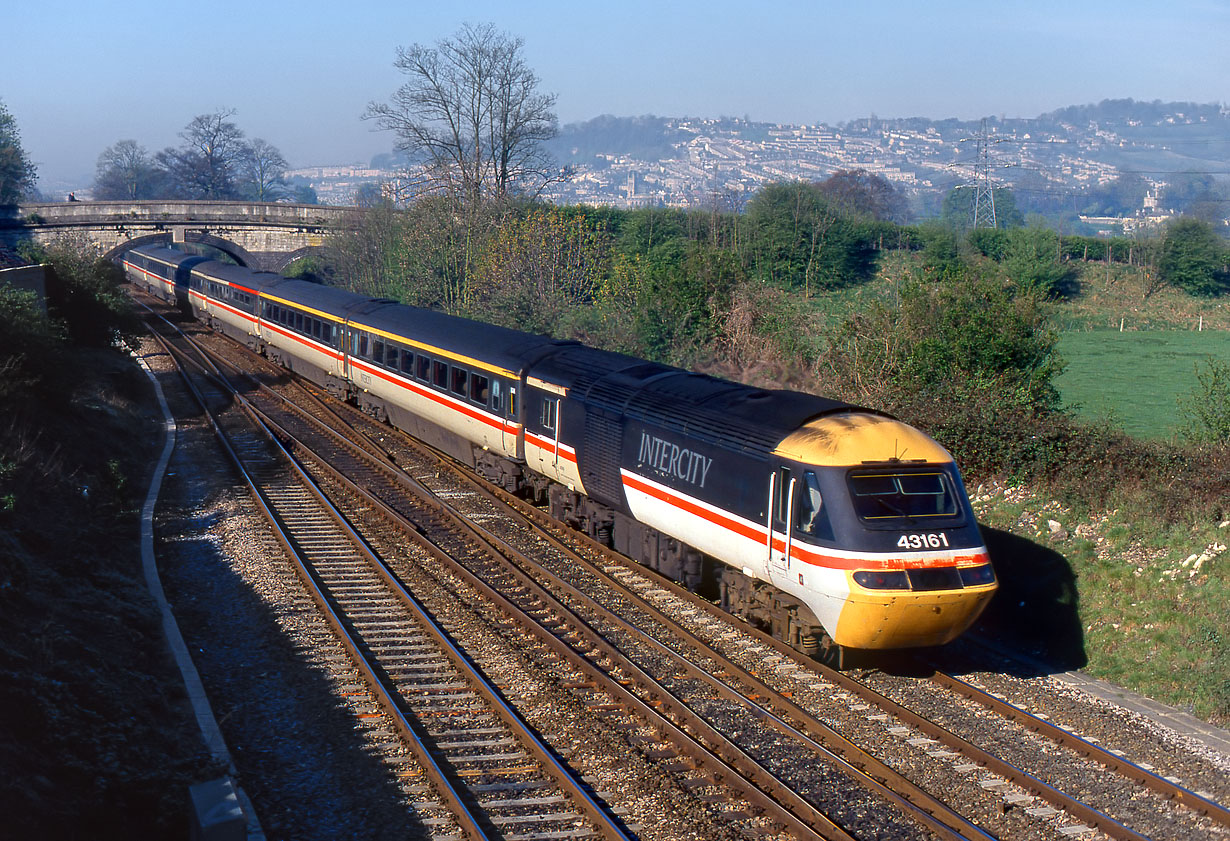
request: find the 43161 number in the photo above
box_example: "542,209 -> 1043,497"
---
897,533 -> 950,549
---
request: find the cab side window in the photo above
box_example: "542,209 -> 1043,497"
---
795,471 -> 834,541
774,466 -> 792,524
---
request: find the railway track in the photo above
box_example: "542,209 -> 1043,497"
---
140,292 -> 1230,841
150,320 -> 638,841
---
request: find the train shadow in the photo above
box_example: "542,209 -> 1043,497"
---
973,524 -> 1087,671
869,525 -> 1087,679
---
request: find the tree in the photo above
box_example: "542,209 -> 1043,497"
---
365,23 -> 560,203
1158,217 -> 1228,296
238,138 -> 288,201
93,140 -> 165,199
470,206 -> 608,334
743,181 -> 879,292
1082,173 -> 1149,217
157,110 -> 249,199
0,99 -> 37,205
1161,172 -> 1223,217
815,169 -> 908,222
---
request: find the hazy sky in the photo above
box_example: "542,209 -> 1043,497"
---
6,0 -> 1228,188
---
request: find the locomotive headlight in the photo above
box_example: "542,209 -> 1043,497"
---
958,564 -> 996,587
852,570 -> 910,590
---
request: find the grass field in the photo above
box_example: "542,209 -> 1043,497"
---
1055,329 -> 1230,440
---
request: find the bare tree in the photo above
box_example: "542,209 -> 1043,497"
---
93,140 -> 164,199
157,110 -> 248,199
365,23 -> 559,203
241,138 -> 289,201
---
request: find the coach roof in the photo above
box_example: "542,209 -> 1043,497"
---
192,261 -> 287,294
262,277 -> 371,322
350,300 -> 562,378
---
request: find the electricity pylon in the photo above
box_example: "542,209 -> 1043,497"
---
971,118 -> 997,229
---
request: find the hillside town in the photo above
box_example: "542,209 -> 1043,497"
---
286,103 -> 1228,234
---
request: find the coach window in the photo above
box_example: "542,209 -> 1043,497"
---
491,380 -> 503,413
450,366 -> 468,397
432,360 -> 449,389
470,374 -> 489,405
358,333 -> 369,358
541,397 -> 557,432
416,353 -> 431,381
372,339 -> 385,366
400,348 -> 414,376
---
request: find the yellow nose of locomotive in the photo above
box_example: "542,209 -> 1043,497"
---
833,565 -> 997,649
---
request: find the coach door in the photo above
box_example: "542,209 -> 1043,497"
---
766,466 -> 795,581
491,379 -> 518,455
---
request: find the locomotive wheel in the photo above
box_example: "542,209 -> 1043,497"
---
816,634 -> 846,670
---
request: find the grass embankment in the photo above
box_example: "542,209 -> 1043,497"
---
0,348 -> 216,835
972,484 -> 1228,722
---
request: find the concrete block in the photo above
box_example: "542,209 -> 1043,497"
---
189,777 -> 246,841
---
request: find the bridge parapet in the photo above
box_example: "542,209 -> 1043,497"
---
2,200 -> 359,272
11,200 -> 353,227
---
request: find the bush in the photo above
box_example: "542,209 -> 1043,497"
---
1180,356 -> 1230,445
1001,227 -> 1080,298
0,283 -> 64,402
18,237 -> 143,350
1158,217 -> 1229,297
835,269 -> 1063,409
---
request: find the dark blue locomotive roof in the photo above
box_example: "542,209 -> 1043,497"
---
529,343 -> 862,457
354,301 -> 569,378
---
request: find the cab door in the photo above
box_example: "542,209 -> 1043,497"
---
765,465 -> 795,583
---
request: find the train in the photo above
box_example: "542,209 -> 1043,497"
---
123,243 -> 997,661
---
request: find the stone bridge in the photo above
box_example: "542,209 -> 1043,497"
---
1,200 -> 358,271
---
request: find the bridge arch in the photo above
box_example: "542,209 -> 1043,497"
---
102,232 -> 259,267
272,245 -> 328,273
